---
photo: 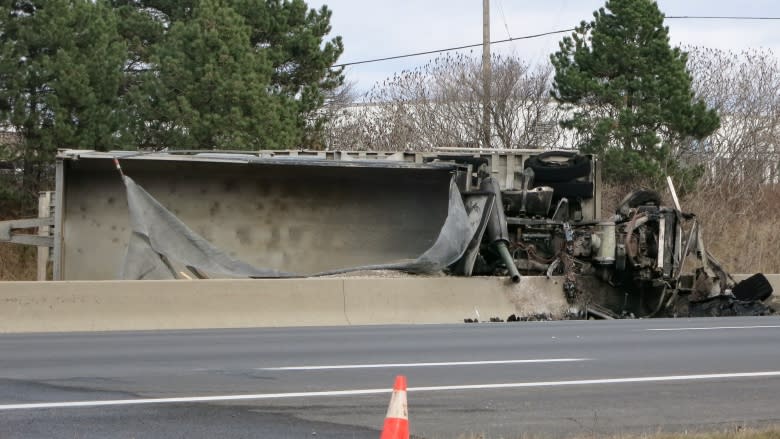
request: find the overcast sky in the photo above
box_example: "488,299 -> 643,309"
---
313,0 -> 780,92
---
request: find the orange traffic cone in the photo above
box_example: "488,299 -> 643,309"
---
380,375 -> 409,439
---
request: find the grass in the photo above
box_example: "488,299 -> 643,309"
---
0,199 -> 44,280
684,184 -> 780,274
0,242 -> 37,281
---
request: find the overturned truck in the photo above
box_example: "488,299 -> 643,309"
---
2,149 -> 773,318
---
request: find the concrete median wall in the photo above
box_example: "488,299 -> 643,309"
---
0,276 -> 567,333
1,274 -> 776,334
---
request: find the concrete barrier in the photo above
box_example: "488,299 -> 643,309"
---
0,278 -> 347,333
1,275 -> 775,334
0,276 -> 567,333
343,276 -> 568,326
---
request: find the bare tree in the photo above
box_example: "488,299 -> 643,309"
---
681,47 -> 780,273
315,79 -> 360,150
687,47 -> 780,188
491,57 -> 563,149
325,54 -> 565,151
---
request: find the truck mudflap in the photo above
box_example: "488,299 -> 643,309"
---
120,175 -> 482,280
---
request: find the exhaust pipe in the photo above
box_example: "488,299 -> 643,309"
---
480,177 -> 521,283
496,241 -> 521,283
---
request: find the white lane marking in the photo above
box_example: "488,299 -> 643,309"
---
2,371 -> 780,411
648,325 -> 780,332
258,358 -> 588,371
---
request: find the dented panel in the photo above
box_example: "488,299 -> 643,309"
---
59,157 -> 453,280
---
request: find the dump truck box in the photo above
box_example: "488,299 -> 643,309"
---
52,149 -> 599,281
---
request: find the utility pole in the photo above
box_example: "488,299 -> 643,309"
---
482,0 -> 491,149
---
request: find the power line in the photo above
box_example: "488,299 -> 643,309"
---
666,15 -> 780,20
332,15 -> 780,69
332,28 -> 574,68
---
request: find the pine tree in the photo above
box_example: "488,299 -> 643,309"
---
0,0 -> 127,204
550,0 -> 720,186
139,0 -> 298,149
235,0 -> 345,146
117,0 -> 344,149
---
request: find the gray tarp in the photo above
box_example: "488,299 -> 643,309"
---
120,175 -> 476,280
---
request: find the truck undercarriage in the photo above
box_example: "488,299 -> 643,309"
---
443,151 -> 774,318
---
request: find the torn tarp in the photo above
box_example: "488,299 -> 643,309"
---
119,175 -> 478,280
311,179 -> 475,276
120,176 -> 291,279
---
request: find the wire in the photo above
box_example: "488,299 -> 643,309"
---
496,0 -> 513,39
332,16 -> 780,69
666,15 -> 780,20
332,28 -> 574,68
531,0 -> 569,65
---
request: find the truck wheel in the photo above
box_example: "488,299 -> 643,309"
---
539,181 -> 594,199
524,151 -> 591,182
733,273 -> 774,302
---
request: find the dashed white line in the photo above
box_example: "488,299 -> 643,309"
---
2,371 -> 780,411
648,325 -> 780,332
257,358 -> 588,371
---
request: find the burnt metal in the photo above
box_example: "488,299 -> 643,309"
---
732,273 -> 773,302
504,187 -> 554,217
682,295 -> 775,317
551,198 -> 569,222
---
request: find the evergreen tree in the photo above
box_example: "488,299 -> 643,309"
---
550,0 -> 720,186
117,0 -> 343,149
139,0 -> 297,149
0,0 -> 127,204
235,0 -> 345,146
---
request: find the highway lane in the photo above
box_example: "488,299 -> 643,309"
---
1,316 -> 780,438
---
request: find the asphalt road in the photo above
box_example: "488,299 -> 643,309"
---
2,317 -> 780,438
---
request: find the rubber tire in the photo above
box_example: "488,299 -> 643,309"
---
733,273 -> 774,302
524,151 -> 591,182
536,181 -> 594,199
